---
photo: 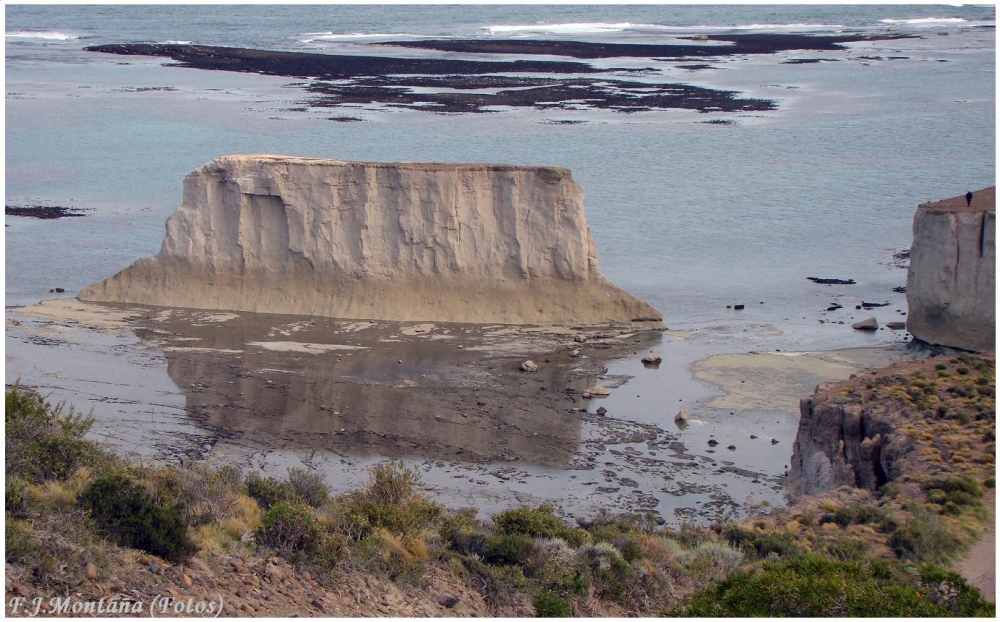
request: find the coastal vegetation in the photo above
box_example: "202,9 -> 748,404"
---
5,354 -> 995,617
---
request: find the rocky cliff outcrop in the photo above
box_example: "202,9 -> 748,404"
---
906,187 -> 995,352
788,354 -> 994,499
79,156 -> 663,326
788,388 -> 907,497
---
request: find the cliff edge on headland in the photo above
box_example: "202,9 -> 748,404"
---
906,187 -> 995,352
79,156 -> 663,327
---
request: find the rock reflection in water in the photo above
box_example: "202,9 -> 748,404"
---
138,310 -> 585,468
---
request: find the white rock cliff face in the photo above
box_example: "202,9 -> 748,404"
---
905,187 -> 995,352
80,155 -> 664,326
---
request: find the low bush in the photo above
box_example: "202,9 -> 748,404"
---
79,472 -> 197,562
721,524 -> 803,560
823,537 -> 868,561
287,467 -> 330,508
461,556 -> 528,613
681,540 -> 744,581
492,505 -> 589,547
333,461 -> 442,540
667,556 -> 995,617
245,472 -> 297,510
6,384 -> 102,482
828,502 -> 894,531
888,509 -> 963,563
534,589 -> 573,617
256,501 -> 324,559
576,542 -> 634,603
347,536 -> 425,585
482,532 -> 535,566
174,463 -> 245,525
5,519 -> 39,564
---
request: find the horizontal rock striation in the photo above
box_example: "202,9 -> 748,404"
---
79,155 -> 663,326
906,187 -> 995,352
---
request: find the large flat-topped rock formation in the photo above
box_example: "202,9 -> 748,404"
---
79,155 -> 664,327
906,187 -> 995,352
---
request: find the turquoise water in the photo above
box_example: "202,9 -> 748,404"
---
5,5 -> 996,348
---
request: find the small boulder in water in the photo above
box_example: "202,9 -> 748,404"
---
852,317 -> 878,331
641,353 -> 662,366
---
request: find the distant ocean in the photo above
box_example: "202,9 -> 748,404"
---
5,4 -> 996,351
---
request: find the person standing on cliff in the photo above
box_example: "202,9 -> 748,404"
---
966,191 -> 973,206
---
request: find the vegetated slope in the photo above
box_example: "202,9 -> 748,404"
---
5,353 -> 995,617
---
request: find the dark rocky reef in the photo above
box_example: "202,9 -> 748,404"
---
304,75 -> 775,115
378,34 -> 911,59
85,43 -> 775,115
84,43 -> 598,79
5,205 -> 88,220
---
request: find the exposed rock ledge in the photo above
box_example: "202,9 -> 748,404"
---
79,155 -> 664,327
906,187 -> 995,352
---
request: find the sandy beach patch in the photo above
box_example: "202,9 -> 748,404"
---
692,347 -> 913,413
191,312 -> 241,324
401,323 -> 437,336
8,298 -> 138,332
246,341 -> 369,353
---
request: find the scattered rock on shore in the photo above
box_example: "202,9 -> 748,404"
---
520,360 -> 538,372
852,317 -> 879,331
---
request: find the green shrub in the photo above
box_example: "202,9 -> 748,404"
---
483,532 -> 536,566
823,538 -> 868,561
681,540 -> 744,581
256,501 -> 323,560
462,556 -> 528,613
830,503 -> 893,530
492,505 -> 589,547
523,538 -> 584,595
668,556 -> 994,617
366,460 -> 420,505
949,383 -> 976,397
338,492 -> 441,541
6,476 -> 30,518
173,463 -> 245,526
346,537 -> 424,585
5,519 -> 39,564
287,467 -> 329,508
889,510 -> 963,563
439,507 -> 478,541
534,589 -> 572,617
923,475 -> 984,499
721,524 -> 803,560
6,384 -> 101,482
79,472 -> 197,562
576,542 -> 634,603
615,536 -> 645,562
245,472 -> 297,510
333,461 -> 441,540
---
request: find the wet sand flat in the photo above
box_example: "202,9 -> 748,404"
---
5,298 -> 917,524
692,348 -> 912,413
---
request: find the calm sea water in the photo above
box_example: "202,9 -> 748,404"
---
5,5 -> 996,350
